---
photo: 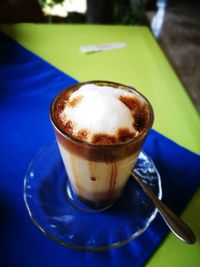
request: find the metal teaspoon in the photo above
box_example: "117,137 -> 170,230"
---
132,171 -> 196,244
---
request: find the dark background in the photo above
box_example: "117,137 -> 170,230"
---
0,0 -> 199,112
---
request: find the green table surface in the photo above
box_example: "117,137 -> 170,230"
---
1,24 -> 200,266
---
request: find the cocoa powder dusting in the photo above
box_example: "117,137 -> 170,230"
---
65,121 -> 73,135
134,105 -> 149,132
67,96 -> 83,108
76,129 -> 89,141
119,95 -> 150,132
92,134 -> 118,144
91,129 -> 135,144
119,96 -> 139,111
117,128 -> 135,142
56,97 -> 66,110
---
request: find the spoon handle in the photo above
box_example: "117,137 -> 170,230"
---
132,171 -> 196,244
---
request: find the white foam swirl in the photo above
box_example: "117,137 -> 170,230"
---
60,84 -> 142,142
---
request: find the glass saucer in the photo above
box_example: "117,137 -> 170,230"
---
24,141 -> 162,251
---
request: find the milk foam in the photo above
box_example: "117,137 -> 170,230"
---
60,84 -> 143,143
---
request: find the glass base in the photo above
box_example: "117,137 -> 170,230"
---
66,180 -> 115,212
24,141 -> 162,251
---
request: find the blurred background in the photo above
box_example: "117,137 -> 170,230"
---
0,0 -> 199,112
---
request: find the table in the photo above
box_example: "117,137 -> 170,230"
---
0,24 -> 199,266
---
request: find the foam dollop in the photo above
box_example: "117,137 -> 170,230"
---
60,84 -> 145,143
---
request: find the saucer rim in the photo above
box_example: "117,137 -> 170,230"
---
24,141 -> 162,251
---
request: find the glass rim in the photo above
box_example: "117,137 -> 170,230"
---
50,80 -> 154,147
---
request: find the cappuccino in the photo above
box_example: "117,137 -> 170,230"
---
50,81 -> 153,207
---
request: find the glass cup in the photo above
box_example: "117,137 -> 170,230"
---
50,81 -> 154,210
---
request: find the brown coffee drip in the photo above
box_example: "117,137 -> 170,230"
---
108,163 -> 117,194
53,89 -> 150,145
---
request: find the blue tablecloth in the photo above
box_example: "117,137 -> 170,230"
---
0,32 -> 200,267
